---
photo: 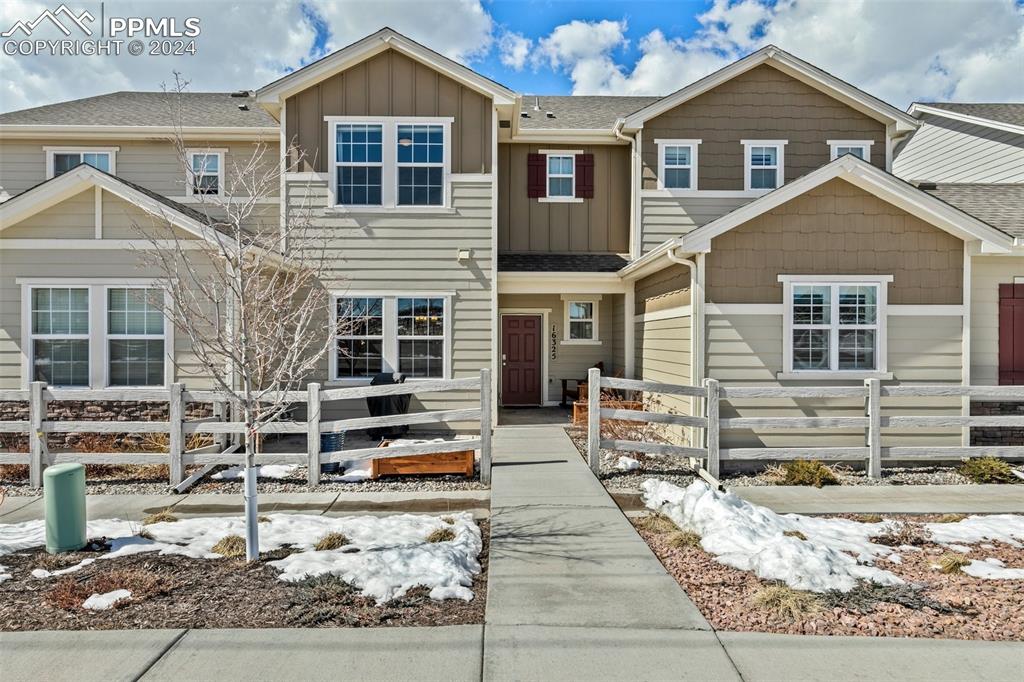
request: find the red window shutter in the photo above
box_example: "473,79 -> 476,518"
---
575,153 -> 595,198
999,283 -> 1024,385
527,153 -> 546,198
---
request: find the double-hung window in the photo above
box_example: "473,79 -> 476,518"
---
106,288 -> 166,387
187,150 -> 225,196
828,140 -> 873,162
656,140 -> 699,190
546,155 -> 575,198
30,287 -> 90,386
46,148 -> 115,178
742,140 -> 786,191
561,296 -> 600,344
782,276 -> 890,376
329,118 -> 451,209
331,294 -> 450,381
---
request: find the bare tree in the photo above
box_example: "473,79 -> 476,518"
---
133,75 -> 343,560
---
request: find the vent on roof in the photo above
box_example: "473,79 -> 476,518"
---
230,90 -> 250,98
521,110 -> 529,118
533,96 -> 541,111
916,182 -> 938,190
545,111 -> 555,118
237,104 -> 249,111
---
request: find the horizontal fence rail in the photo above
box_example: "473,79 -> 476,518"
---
1,369 -> 493,490
586,369 -> 1024,480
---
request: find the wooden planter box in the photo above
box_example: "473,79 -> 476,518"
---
371,440 -> 475,479
572,400 -> 643,425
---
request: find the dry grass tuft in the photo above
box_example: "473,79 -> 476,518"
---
871,521 -> 932,547
854,514 -> 884,524
35,553 -> 76,571
211,535 -> 247,558
313,533 -> 349,551
936,513 -> 967,524
751,585 -> 822,621
44,568 -> 177,610
142,510 -> 178,525
426,527 -> 456,543
441,516 -> 455,525
958,457 -> 1017,484
938,553 -> 972,575
665,531 -> 702,550
776,460 -> 840,487
258,515 -> 272,523
783,530 -> 808,541
634,513 -> 678,535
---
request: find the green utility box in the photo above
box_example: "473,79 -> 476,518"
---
44,462 -> 87,553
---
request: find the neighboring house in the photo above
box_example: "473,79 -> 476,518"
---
0,28 -> 1021,448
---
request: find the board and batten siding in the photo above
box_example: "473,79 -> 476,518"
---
285,48 -> 491,175
497,143 -> 630,254
971,256 -> 1024,386
640,194 -> 750,254
287,176 -> 493,424
640,64 -> 887,191
893,115 -> 1024,184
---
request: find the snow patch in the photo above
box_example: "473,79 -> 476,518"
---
963,558 -> 1024,580
211,464 -> 298,480
615,456 -> 641,472
82,589 -> 131,611
0,563 -> 10,583
31,557 -> 96,579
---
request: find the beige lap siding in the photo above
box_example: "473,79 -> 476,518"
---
640,195 -> 750,254
970,255 -> 1024,386
288,177 -> 493,429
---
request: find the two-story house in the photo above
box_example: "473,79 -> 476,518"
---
1,28 -> 1021,449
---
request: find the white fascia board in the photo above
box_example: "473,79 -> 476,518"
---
908,104 -> 1024,137
0,125 -> 278,140
498,271 -> 627,294
511,129 -> 622,144
676,155 -> 1013,254
256,28 -> 516,106
617,238 -> 688,281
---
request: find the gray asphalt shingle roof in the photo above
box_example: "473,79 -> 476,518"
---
518,95 -> 660,130
922,183 -> 1024,239
920,103 -> 1024,127
0,92 -> 277,127
498,253 -> 628,272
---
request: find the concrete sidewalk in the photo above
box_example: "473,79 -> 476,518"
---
734,483 -> 1024,514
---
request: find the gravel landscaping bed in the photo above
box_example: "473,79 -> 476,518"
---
723,465 -> 981,487
636,514 -> 1024,640
0,519 -> 488,631
564,426 -> 696,491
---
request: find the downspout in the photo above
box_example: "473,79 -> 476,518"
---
613,119 -> 638,259
666,247 -> 704,447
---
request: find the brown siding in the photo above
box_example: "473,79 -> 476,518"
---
706,178 -> 964,305
641,64 -> 887,190
284,49 -> 492,174
635,264 -> 691,315
498,143 -> 630,254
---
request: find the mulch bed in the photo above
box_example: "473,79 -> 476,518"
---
635,515 -> 1024,641
0,521 -> 488,631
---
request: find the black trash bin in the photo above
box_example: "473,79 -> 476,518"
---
367,372 -> 410,440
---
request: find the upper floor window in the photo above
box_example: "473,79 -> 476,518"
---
547,155 -> 575,198
656,139 -> 700,190
187,150 -> 225,196
828,140 -> 873,162
742,140 -> 786,191
328,117 -> 452,210
45,147 -> 116,178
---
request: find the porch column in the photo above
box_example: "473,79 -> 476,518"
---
624,282 -> 635,378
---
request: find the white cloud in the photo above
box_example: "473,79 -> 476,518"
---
498,30 -> 532,70
0,0 -> 495,112
532,0 -> 1024,106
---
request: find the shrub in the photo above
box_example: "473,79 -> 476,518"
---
935,513 -> 967,524
665,531 -> 702,550
958,458 -> 1017,484
938,553 -> 972,575
44,568 -> 176,609
426,527 -> 456,543
855,514 -> 884,524
783,530 -> 807,541
751,585 -> 822,621
314,533 -> 349,551
142,510 -> 178,525
776,460 -> 840,487
871,521 -> 932,547
634,513 -> 678,535
211,535 -> 247,558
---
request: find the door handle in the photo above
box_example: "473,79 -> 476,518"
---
501,353 -> 507,367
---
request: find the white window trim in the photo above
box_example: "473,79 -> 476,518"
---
44,147 -> 118,179
655,139 -> 700,191
779,274 -> 891,379
186,149 -> 226,197
538,149 -> 584,203
103,285 -> 169,389
19,279 -> 173,390
329,291 -> 453,385
326,116 -> 453,211
828,140 -> 873,162
741,140 -> 787,192
560,294 -> 601,345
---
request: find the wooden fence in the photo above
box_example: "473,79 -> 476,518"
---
586,367 -> 1024,479
0,369 -> 492,489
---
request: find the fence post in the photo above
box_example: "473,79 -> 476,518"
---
704,378 -> 720,478
307,382 -> 321,488
587,367 -> 601,473
213,400 -> 228,452
29,381 -> 45,488
479,368 -> 492,485
865,378 -> 881,479
168,383 -> 184,486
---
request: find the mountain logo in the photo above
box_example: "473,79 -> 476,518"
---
2,4 -> 95,38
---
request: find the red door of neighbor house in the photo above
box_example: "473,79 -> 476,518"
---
501,315 -> 542,406
999,283 -> 1024,385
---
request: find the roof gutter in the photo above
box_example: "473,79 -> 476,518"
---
0,125 -> 279,141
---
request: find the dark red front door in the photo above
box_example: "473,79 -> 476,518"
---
999,283 -> 1024,385
502,315 -> 542,406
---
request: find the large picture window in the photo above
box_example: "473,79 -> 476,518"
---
107,288 -> 166,386
45,148 -> 116,178
30,287 -> 90,386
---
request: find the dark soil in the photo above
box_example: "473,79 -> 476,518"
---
0,521 -> 488,631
